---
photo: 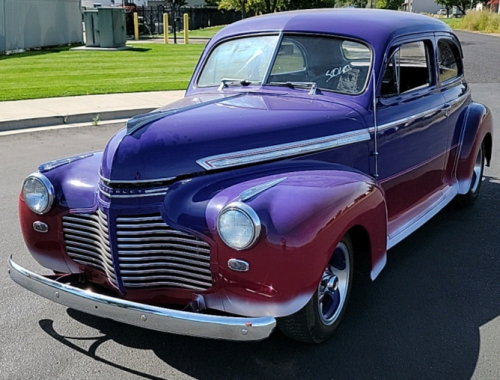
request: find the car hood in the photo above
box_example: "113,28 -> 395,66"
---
100,92 -> 366,182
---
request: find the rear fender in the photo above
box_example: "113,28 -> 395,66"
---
456,103 -> 493,193
204,168 -> 387,317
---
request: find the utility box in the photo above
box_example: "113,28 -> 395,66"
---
83,10 -> 100,47
97,8 -> 127,48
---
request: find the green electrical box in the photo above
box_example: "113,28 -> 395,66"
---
83,10 -> 100,47
97,8 -> 127,49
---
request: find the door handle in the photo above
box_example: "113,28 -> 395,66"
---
442,103 -> 451,117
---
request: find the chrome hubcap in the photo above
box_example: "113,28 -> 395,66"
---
470,147 -> 483,193
318,242 -> 350,325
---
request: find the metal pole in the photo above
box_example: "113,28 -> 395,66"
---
173,0 -> 177,44
371,70 -> 379,179
134,12 -> 139,41
183,13 -> 189,44
163,13 -> 169,44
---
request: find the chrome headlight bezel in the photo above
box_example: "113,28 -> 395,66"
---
217,202 -> 261,251
22,173 -> 55,215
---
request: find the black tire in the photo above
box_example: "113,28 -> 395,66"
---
278,234 -> 353,343
455,143 -> 485,208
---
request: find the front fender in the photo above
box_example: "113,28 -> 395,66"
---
203,168 -> 387,318
456,103 -> 493,193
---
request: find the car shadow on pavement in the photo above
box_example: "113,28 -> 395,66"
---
39,175 -> 500,380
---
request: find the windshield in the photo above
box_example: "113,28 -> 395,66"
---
197,34 -> 372,95
198,35 -> 280,87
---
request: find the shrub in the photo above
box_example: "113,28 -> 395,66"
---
463,11 -> 500,33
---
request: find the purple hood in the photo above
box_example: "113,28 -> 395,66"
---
100,92 -> 366,181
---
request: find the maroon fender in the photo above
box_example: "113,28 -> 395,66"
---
204,169 -> 387,317
18,197 -> 74,273
456,103 -> 493,193
18,154 -> 103,274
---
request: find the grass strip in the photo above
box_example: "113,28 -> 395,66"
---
441,11 -> 500,33
0,44 -> 205,101
184,26 -> 226,38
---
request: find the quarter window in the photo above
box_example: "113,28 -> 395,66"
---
381,41 -> 432,98
438,39 -> 461,83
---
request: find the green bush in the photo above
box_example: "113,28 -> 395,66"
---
462,11 -> 500,33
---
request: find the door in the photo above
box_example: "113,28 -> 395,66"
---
375,38 -> 449,227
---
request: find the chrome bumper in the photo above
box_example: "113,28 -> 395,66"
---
8,257 -> 276,341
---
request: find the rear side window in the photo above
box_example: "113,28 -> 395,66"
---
438,39 -> 462,83
381,41 -> 432,98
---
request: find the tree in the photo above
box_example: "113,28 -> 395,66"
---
263,0 -> 280,13
282,0 -> 336,10
218,0 -> 249,18
376,0 -> 404,10
217,0 -> 339,15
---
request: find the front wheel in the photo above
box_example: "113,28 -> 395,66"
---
455,143 -> 485,207
278,235 -> 353,343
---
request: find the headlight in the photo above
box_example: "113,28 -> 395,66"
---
22,173 -> 54,214
217,202 -> 261,250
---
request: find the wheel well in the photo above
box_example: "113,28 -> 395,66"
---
347,225 -> 371,278
483,133 -> 492,167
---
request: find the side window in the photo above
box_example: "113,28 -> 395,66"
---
271,40 -> 306,75
438,39 -> 461,83
381,41 -> 432,98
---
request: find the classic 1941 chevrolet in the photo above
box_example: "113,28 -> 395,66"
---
8,9 -> 493,343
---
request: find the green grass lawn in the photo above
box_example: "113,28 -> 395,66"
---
185,26 -> 226,38
440,18 -> 464,29
0,43 -> 205,101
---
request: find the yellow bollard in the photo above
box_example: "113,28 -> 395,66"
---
183,13 -> 189,44
134,12 -> 139,41
163,13 -> 169,44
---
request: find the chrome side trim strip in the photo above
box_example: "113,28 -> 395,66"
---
8,258 -> 276,341
197,129 -> 371,170
387,183 -> 458,249
373,92 -> 469,134
240,177 -> 287,202
371,104 -> 443,134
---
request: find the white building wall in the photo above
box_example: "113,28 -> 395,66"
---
407,0 -> 441,13
1,0 -> 83,53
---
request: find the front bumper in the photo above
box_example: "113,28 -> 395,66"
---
8,257 -> 276,341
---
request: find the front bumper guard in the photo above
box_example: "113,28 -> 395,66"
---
8,257 -> 276,341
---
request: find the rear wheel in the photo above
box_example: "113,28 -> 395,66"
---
455,143 -> 484,207
278,235 -> 353,343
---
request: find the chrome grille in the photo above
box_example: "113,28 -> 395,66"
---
116,214 -> 212,290
62,210 -> 213,292
63,210 -> 118,287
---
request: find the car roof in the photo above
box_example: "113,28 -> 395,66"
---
212,9 -> 452,48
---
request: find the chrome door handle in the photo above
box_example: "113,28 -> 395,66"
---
442,103 -> 451,117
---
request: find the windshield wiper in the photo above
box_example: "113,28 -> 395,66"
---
218,78 -> 252,91
268,81 -> 318,95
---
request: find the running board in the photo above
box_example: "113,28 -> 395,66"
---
387,184 -> 458,249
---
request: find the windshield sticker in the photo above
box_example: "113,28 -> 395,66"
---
336,69 -> 360,93
325,65 -> 353,82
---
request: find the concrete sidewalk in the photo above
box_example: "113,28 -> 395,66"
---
0,91 -> 185,133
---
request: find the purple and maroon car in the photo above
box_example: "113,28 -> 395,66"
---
8,9 -> 493,343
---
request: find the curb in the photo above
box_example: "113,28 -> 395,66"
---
0,107 -> 154,133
